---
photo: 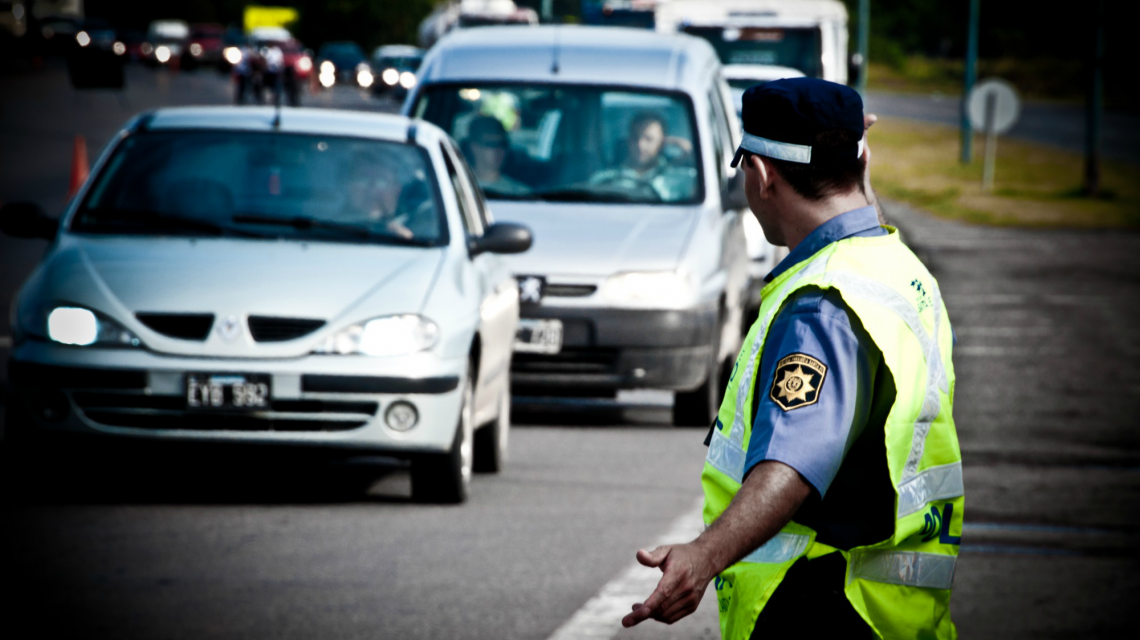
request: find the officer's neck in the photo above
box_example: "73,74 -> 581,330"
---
777,187 -> 870,253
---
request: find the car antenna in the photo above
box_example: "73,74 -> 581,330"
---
271,100 -> 282,129
550,23 -> 560,75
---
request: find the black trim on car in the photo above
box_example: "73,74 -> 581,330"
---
9,361 -> 147,389
301,374 -> 460,394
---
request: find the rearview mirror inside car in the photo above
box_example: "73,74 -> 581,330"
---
0,202 -> 59,240
469,222 -> 532,257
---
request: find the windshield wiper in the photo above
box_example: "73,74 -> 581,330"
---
232,213 -> 429,246
528,188 -> 645,203
78,208 -> 270,238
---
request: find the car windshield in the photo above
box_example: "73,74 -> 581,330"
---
684,26 -> 823,79
320,42 -> 364,65
415,84 -> 702,205
74,130 -> 446,246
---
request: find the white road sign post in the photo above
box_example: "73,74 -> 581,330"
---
968,78 -> 1021,191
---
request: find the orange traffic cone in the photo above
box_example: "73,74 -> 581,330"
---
68,135 -> 89,199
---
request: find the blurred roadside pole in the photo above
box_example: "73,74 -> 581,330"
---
967,79 -> 1020,192
1084,0 -> 1105,196
959,0 -> 980,164
854,0 -> 868,96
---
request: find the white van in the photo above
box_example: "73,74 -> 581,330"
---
405,26 -> 754,426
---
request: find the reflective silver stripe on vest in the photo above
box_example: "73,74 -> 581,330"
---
818,271 -> 949,480
848,550 -> 956,590
896,461 -> 964,518
741,532 -> 811,564
727,255 -> 832,448
707,431 -> 747,482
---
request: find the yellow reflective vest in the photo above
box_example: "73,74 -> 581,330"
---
702,226 -> 963,639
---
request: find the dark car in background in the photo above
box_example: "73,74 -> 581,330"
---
370,44 -> 424,99
183,22 -> 224,68
316,40 -> 367,88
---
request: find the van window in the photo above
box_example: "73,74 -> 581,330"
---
416,84 -> 703,205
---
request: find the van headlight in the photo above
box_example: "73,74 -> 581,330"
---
600,271 -> 696,306
314,315 -> 439,356
46,307 -> 141,347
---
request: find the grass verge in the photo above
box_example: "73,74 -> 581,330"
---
869,118 -> 1140,228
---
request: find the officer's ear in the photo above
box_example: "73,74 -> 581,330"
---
747,154 -> 774,198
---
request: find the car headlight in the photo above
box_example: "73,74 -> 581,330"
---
320,60 -> 335,74
600,271 -> 696,306
399,70 -> 416,89
356,68 -> 374,88
223,46 -> 242,65
314,315 -> 439,357
381,67 -> 399,85
46,307 -> 141,347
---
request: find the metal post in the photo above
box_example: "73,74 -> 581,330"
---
542,0 -> 554,23
960,0 -> 980,164
982,92 -> 997,191
856,0 -> 869,96
1084,0 -> 1105,196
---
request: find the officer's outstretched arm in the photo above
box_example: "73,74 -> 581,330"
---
621,461 -> 812,628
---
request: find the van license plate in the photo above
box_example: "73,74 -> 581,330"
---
186,374 -> 271,411
514,319 -> 563,354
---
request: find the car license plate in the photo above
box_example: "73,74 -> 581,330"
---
514,319 -> 563,354
186,373 -> 271,411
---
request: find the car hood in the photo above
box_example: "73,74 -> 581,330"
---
33,235 -> 443,356
488,201 -> 700,277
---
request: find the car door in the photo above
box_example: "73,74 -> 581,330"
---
439,140 -> 518,424
708,81 -> 750,359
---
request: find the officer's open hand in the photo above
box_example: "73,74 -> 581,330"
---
621,541 -> 717,628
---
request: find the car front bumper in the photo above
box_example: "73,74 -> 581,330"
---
7,340 -> 466,456
510,303 -> 717,391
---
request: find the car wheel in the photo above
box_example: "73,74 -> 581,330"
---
473,386 -> 509,474
673,318 -> 724,427
411,371 -> 474,504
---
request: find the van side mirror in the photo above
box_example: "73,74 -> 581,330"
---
469,222 -> 532,257
721,170 -> 750,212
0,202 -> 59,240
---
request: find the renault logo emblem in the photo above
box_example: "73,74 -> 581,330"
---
217,314 -> 242,342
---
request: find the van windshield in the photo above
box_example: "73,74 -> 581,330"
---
684,26 -> 823,79
414,84 -> 702,205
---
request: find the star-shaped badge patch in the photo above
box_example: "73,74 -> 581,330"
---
769,353 -> 827,411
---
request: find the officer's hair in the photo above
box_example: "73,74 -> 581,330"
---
765,129 -> 865,201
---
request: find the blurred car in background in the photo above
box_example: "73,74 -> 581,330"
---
370,45 -> 424,99
316,40 -> 368,89
219,26 -> 249,71
1,107 -> 532,504
67,17 -> 126,89
142,19 -> 189,66
408,26 -> 756,426
118,29 -> 147,61
721,64 -> 805,116
183,22 -> 224,69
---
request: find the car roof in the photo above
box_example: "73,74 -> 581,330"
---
140,107 -> 432,143
419,25 -> 719,91
374,45 -> 423,57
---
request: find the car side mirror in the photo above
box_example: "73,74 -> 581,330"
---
0,202 -> 59,240
721,170 -> 749,212
469,222 -> 532,257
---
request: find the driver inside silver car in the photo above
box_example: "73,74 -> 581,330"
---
589,110 -> 694,202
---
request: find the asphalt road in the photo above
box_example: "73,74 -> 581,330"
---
2,63 -> 1139,639
864,91 -> 1140,165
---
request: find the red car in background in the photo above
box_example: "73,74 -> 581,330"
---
184,22 -> 223,68
249,26 -> 312,82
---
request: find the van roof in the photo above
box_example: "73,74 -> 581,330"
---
418,25 -> 719,91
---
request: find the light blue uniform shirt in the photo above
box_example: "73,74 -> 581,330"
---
744,206 -> 886,496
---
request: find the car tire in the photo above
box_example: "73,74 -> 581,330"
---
473,386 -> 509,474
411,371 -> 474,504
673,316 -> 724,428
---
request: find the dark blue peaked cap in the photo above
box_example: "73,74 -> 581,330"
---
730,77 -> 865,168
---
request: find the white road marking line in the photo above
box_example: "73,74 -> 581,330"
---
0,336 -> 12,349
546,497 -> 706,640
955,326 -> 1054,337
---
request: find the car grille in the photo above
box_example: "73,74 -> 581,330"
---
136,313 -> 215,341
73,391 -> 376,432
248,316 -> 326,342
511,347 -> 619,375
545,284 -> 597,297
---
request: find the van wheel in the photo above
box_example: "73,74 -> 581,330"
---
411,371 -> 474,504
474,387 -> 509,474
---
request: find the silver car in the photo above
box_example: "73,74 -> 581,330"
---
1,107 -> 531,503
405,26 -> 757,426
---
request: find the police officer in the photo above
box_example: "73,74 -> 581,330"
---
621,78 -> 964,638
